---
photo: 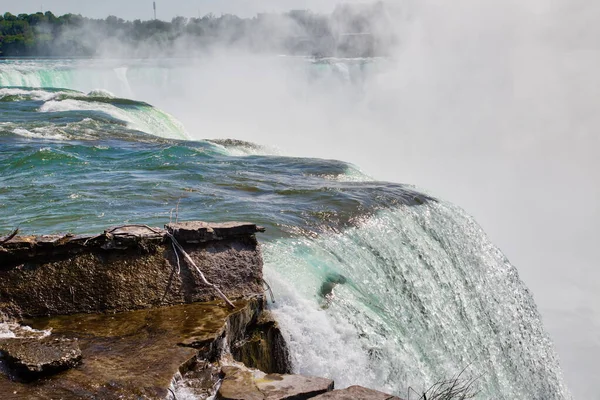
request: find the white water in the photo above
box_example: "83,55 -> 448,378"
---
0,87 -> 72,102
38,97 -> 189,140
265,203 -> 570,399
0,323 -> 51,340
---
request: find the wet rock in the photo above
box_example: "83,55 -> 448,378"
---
232,311 -> 292,374
172,360 -> 223,399
0,299 -> 263,399
254,372 -> 334,400
0,221 -> 265,318
218,365 -> 334,400
312,385 -> 403,400
0,337 -> 81,381
319,273 -> 347,299
218,366 -> 265,400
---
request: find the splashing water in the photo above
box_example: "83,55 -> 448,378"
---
265,203 -> 570,399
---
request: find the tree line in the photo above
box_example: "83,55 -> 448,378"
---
0,4 -> 395,58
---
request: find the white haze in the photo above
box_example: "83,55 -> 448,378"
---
48,1 -> 598,398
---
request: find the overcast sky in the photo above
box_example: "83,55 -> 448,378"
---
0,0 -> 358,20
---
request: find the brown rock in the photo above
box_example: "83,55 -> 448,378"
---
0,221 -> 264,318
167,221 -> 265,244
255,372 -> 334,399
0,337 -> 81,381
218,366 -> 265,400
312,385 -> 403,400
0,299 -> 263,399
218,365 -> 334,400
232,311 -> 292,374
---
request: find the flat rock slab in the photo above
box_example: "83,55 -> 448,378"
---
312,385 -> 403,400
0,337 -> 81,380
0,220 -> 264,269
219,366 -> 266,400
0,300 -> 257,400
218,365 -> 334,400
256,373 -> 334,400
167,221 -> 265,244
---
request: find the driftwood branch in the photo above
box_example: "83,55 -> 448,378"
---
262,278 -> 276,303
105,224 -> 236,309
106,224 -> 163,235
167,232 -> 236,309
175,198 -> 181,223
0,228 -> 19,246
170,240 -> 181,274
167,387 -> 179,400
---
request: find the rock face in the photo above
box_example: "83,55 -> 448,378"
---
0,222 -> 265,318
312,385 -> 404,400
0,337 -> 81,381
232,311 -> 292,374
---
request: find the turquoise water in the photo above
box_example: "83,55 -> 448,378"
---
0,60 -> 571,399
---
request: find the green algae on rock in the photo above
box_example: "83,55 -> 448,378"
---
231,310 -> 292,375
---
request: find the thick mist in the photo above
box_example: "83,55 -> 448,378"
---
49,1 -> 598,397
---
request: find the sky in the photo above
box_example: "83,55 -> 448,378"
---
0,0 -> 356,20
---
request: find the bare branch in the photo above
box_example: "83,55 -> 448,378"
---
102,224 -> 236,309
412,366 -> 481,400
171,240 -> 181,274
167,387 -> 179,400
0,228 -> 19,246
175,198 -> 181,223
262,278 -> 276,303
167,232 -> 236,309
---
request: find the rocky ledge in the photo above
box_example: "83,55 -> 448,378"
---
0,222 -> 265,318
0,222 -> 403,399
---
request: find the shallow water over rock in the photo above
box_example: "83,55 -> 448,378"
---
0,300 -> 259,399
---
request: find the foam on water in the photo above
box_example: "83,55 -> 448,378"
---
38,96 -> 189,140
0,323 -> 51,340
0,87 -> 64,102
12,127 -> 69,141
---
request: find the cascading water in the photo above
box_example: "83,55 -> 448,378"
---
0,86 -> 188,141
265,203 -> 569,399
0,59 -> 369,101
0,59 -> 572,399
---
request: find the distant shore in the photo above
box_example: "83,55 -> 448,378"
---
0,6 -> 394,59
